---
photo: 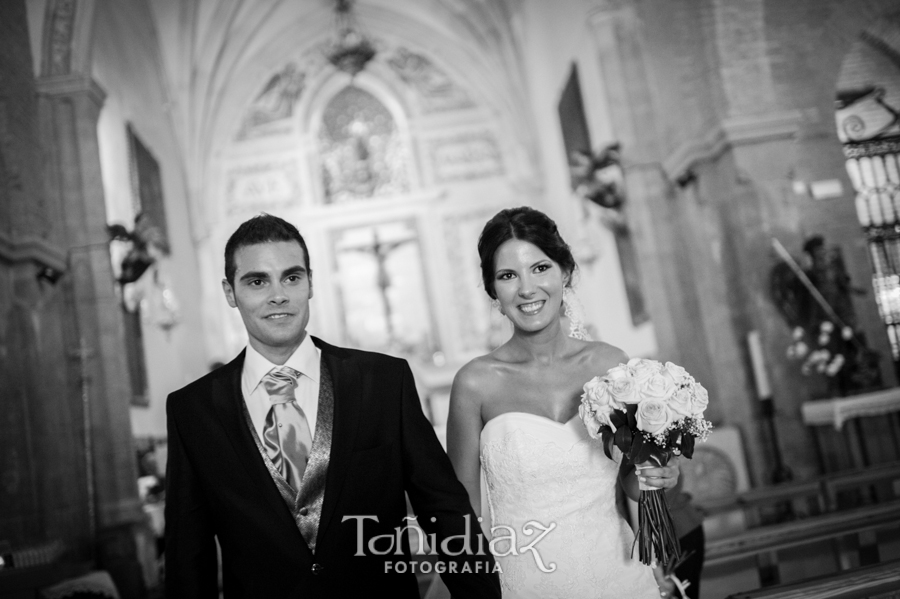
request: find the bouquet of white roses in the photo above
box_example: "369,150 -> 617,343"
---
578,358 -> 712,569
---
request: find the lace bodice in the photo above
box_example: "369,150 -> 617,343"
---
480,412 -> 659,598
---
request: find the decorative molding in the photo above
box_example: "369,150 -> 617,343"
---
662,128 -> 729,183
663,111 -> 805,181
428,131 -> 503,183
722,110 -> 806,145
0,232 -> 68,271
35,73 -> 106,107
44,0 -> 76,76
225,160 -> 300,213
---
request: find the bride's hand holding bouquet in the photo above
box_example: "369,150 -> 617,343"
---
579,358 -> 712,569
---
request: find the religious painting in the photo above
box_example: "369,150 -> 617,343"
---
558,64 -> 592,189
237,63 -> 306,140
332,220 -> 437,360
127,125 -> 170,252
317,86 -> 411,204
387,47 -> 475,113
122,125 -> 172,406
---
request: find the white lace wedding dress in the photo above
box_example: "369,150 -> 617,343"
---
480,412 -> 659,598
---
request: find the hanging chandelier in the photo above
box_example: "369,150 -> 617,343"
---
325,0 -> 376,77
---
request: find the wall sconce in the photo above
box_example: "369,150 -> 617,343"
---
675,169 -> 697,188
36,265 -> 64,285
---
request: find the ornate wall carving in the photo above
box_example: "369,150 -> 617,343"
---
387,47 -> 475,113
45,0 -> 76,76
236,63 -> 306,140
428,131 -> 503,182
225,160 -> 301,213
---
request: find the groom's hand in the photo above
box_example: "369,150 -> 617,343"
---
635,456 -> 680,490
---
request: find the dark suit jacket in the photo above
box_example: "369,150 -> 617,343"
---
165,337 -> 499,598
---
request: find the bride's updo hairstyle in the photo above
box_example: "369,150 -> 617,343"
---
478,206 -> 577,300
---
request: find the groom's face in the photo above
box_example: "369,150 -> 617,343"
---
223,240 -> 313,363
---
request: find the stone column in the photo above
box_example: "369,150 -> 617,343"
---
588,1 -> 770,481
36,73 -> 146,598
0,0 -> 93,572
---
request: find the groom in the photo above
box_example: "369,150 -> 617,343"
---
165,214 -> 500,598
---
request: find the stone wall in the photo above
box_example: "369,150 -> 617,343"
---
0,0 -> 91,561
616,0 -> 900,482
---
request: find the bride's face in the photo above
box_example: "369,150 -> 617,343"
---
493,238 -> 567,334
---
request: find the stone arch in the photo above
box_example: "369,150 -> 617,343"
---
199,5 -> 539,224
309,80 -> 417,204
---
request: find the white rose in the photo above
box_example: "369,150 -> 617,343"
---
583,377 -> 612,407
605,364 -> 631,382
636,399 -> 673,435
578,401 -> 616,439
608,376 -> 639,405
628,358 -> 659,386
642,372 -> 675,401
581,377 -> 622,412
690,384 -> 709,417
668,387 -> 693,418
663,361 -> 688,384
579,403 -> 609,438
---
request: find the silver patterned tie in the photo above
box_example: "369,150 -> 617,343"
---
261,367 -> 313,490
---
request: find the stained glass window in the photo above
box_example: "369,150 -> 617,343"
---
333,220 -> 436,358
318,86 -> 410,203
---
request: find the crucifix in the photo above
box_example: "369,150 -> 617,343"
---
341,227 -> 415,346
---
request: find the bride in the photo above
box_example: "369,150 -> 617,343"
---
447,206 -> 679,598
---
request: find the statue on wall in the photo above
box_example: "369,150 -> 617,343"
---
107,212 -> 169,284
770,236 -> 882,397
107,212 -> 179,332
568,142 -> 626,213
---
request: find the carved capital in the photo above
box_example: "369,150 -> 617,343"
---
0,232 -> 68,272
662,110 -> 808,181
35,73 -> 106,109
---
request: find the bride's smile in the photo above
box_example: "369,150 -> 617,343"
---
518,300 -> 545,315
492,238 -> 565,333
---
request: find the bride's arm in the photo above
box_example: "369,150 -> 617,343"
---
446,363 -> 486,518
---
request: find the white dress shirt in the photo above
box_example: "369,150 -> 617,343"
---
241,335 -> 321,443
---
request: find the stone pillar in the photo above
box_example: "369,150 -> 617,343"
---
588,1 -> 770,482
0,0 -> 92,569
587,5 -> 684,362
36,73 -> 146,598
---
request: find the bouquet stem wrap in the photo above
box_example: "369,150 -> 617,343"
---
636,462 -> 681,568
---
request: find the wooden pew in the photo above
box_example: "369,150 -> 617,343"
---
697,461 -> 900,526
724,557 -> 900,599
705,499 -> 900,567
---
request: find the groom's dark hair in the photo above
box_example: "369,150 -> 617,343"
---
477,206 -> 576,299
224,213 -> 311,286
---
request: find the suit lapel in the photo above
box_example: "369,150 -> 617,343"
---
313,337 -> 362,549
210,352 -> 309,543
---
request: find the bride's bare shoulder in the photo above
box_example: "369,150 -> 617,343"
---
452,353 -> 506,400
580,340 -> 629,372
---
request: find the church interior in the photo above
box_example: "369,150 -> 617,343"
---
2,0 -> 900,597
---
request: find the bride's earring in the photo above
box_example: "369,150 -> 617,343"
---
563,287 -> 591,341
491,298 -> 505,316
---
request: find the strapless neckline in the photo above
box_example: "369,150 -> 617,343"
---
483,411 -> 580,431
